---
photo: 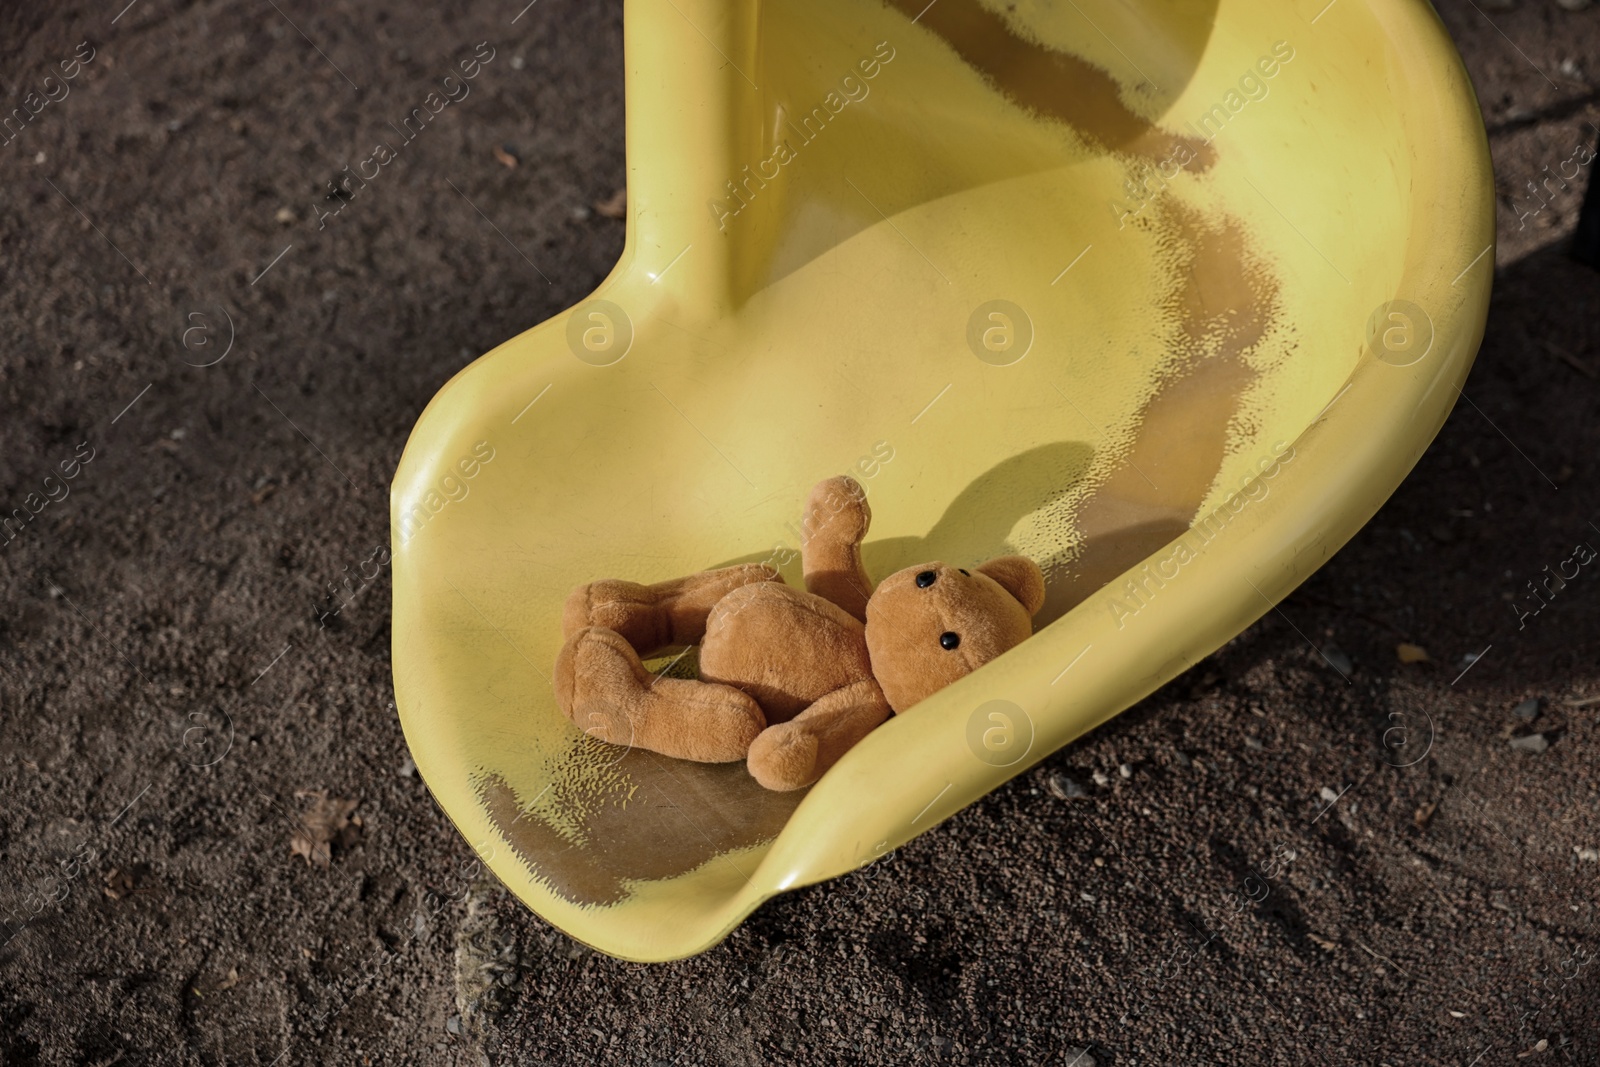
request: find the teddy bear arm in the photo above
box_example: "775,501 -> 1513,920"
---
746,677 -> 891,791
800,476 -> 875,622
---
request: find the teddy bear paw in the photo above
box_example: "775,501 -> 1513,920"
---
747,722 -> 822,792
802,475 -> 871,546
556,626 -> 766,762
554,626 -> 642,736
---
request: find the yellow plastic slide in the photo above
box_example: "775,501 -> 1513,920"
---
391,0 -> 1493,961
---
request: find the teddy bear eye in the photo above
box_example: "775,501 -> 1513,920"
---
958,568 -> 970,576
915,570 -> 937,588
939,632 -> 961,650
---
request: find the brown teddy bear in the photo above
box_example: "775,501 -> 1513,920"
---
554,476 -> 1046,790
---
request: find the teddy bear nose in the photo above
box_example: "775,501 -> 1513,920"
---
939,632 -> 961,650
915,570 -> 937,588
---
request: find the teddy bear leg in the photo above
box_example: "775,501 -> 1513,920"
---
747,678 -> 891,791
800,476 -> 875,623
561,563 -> 781,655
554,626 -> 767,762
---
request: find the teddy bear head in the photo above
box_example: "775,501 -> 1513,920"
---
863,556 -> 1047,714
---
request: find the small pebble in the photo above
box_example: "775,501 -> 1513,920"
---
1091,770 -> 1110,787
1063,1047 -> 1098,1067
1574,847 -> 1598,862
274,206 -> 297,225
1046,772 -> 1087,800
1118,763 -> 1132,779
1174,751 -> 1191,768
1321,644 -> 1354,676
398,756 -> 417,778
1508,733 -> 1549,753
1513,698 -> 1540,720
446,1015 -> 462,1035
511,55 -> 526,70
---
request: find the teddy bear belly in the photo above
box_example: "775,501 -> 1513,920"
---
697,582 -> 874,724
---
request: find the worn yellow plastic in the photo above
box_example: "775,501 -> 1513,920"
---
391,0 -> 1492,961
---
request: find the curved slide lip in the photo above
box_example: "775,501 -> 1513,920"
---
391,0 -> 1493,962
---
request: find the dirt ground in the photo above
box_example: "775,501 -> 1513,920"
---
2,1 -> 1598,1064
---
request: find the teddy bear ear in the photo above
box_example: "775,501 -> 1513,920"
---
976,555 -> 1046,616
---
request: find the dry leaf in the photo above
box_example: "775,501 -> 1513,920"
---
104,867 -> 135,900
103,863 -> 155,900
216,967 -> 241,992
492,145 -> 519,169
1414,799 -> 1438,829
290,789 -> 362,868
1396,643 -> 1431,664
594,188 -> 627,219
1308,933 -> 1337,951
